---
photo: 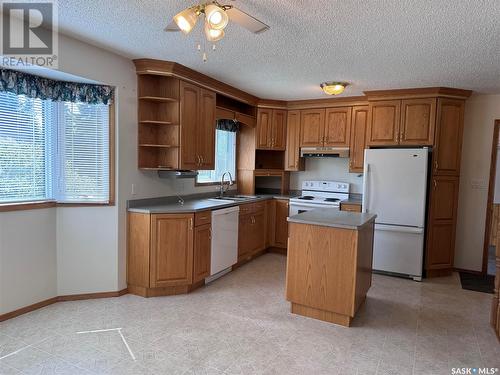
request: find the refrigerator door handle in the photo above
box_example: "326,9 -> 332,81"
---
362,163 -> 370,213
375,224 -> 424,234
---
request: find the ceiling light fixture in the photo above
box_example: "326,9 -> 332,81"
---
204,22 -> 225,42
173,7 -> 199,35
205,4 -> 229,30
320,82 -> 349,96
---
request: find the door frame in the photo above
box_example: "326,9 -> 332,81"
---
482,119 -> 500,274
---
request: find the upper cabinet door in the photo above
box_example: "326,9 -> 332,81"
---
180,81 -> 200,170
433,99 -> 465,176
271,109 -> 287,150
400,98 -> 436,146
300,109 -> 325,147
324,107 -> 352,147
256,108 -> 273,149
150,214 -> 194,288
367,100 -> 401,146
285,110 -> 304,171
349,106 -> 369,173
198,88 -> 216,170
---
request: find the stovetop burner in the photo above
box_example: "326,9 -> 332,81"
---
324,198 -> 340,202
298,196 -> 315,200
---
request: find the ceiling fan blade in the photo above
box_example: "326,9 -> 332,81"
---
226,7 -> 270,34
164,20 -> 180,32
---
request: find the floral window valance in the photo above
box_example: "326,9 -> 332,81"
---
216,119 -> 240,132
0,69 -> 114,105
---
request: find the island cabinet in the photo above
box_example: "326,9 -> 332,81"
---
238,202 -> 267,261
286,210 -> 376,327
300,107 -> 352,147
127,211 -> 211,297
256,108 -> 287,150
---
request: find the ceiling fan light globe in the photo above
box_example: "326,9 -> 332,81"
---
205,4 -> 229,30
174,7 -> 198,34
204,22 -> 225,42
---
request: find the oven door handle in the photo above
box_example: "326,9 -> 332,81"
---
290,202 -> 338,209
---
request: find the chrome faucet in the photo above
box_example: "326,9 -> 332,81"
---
219,172 -> 234,198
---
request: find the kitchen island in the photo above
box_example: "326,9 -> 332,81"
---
286,208 -> 376,326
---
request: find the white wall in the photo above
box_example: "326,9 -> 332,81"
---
455,94 -> 500,271
0,209 -> 57,314
0,31 -> 224,315
290,158 -> 364,193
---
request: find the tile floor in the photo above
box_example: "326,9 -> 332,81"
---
0,253 -> 498,375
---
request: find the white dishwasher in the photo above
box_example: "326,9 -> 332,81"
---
207,205 -> 239,282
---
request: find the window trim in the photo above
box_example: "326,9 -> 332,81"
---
195,129 -> 238,187
0,101 -> 116,211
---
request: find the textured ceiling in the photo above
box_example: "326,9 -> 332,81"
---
57,0 -> 500,100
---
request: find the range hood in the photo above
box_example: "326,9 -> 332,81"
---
300,147 -> 350,158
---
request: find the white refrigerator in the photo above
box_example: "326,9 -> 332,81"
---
362,148 -> 429,281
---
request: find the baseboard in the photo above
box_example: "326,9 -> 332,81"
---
453,267 -> 484,275
0,288 -> 128,322
0,297 -> 59,322
267,247 -> 287,255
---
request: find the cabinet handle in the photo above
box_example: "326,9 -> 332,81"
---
433,180 -> 437,189
201,155 -> 204,164
190,218 -> 193,230
434,161 -> 438,170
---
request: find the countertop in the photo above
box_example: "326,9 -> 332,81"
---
287,207 -> 376,230
128,194 -> 296,214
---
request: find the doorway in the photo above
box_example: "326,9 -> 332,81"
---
484,119 -> 499,336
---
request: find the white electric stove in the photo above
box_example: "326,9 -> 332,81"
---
289,180 -> 350,216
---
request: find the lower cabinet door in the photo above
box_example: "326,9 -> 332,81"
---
150,214 -> 194,287
251,210 -> 267,253
193,223 -> 211,283
238,214 -> 253,259
274,200 -> 289,248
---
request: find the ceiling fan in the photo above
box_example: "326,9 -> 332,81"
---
165,1 -> 269,60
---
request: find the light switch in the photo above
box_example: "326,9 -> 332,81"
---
131,184 -> 137,196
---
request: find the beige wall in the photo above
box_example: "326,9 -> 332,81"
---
455,94 -> 500,271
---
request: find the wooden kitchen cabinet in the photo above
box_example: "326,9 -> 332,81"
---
128,211 -> 211,297
285,110 -> 304,171
198,88 -> 217,169
300,109 -> 325,146
150,214 -> 194,287
271,110 -> 287,150
400,98 -> 436,146
366,100 -> 401,146
425,176 -> 460,273
256,108 -> 287,150
193,223 -> 211,283
432,98 -> 465,176
349,105 -> 369,173
238,202 -> 267,260
300,107 -> 352,147
324,107 -> 352,147
274,199 -> 289,248
180,82 -> 200,170
180,81 -> 216,170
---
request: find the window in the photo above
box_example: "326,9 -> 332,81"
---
0,91 -> 111,205
197,129 -> 236,183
